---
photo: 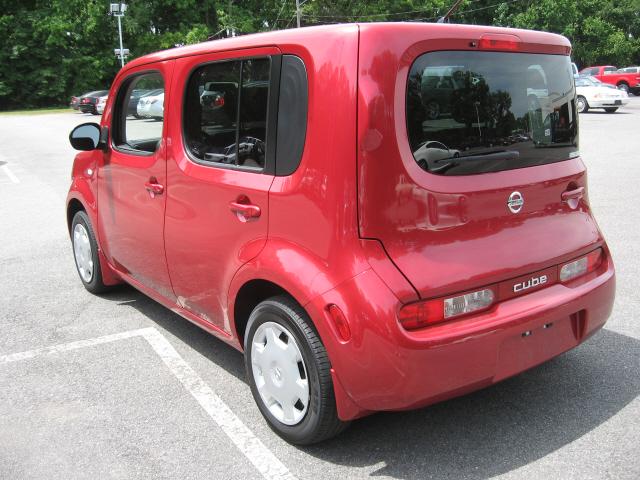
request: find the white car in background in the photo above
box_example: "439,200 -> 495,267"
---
413,140 -> 460,171
96,95 -> 108,115
575,76 -> 629,113
137,91 -> 164,120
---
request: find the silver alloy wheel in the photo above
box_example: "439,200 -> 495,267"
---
250,321 -> 310,426
577,96 -> 586,112
73,223 -> 93,283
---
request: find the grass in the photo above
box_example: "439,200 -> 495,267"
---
0,107 -> 73,116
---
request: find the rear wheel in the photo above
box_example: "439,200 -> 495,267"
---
604,107 -> 618,113
576,96 -> 589,113
71,211 -> 110,294
244,296 -> 348,445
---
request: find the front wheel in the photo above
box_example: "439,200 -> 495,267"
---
244,296 -> 348,445
71,211 -> 110,294
617,83 -> 629,94
576,96 -> 589,113
604,107 -> 618,113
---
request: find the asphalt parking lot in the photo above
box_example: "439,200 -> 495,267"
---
1,98 -> 639,480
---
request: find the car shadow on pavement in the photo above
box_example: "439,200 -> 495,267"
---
302,328 -> 640,479
103,286 -> 247,382
103,287 -> 639,479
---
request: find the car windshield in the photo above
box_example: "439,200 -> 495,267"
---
407,51 -> 578,176
576,77 -> 598,87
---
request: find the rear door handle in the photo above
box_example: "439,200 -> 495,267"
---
229,200 -> 261,221
561,186 -> 584,208
144,179 -> 164,198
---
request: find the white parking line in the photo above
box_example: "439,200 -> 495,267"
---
0,327 -> 297,480
1,164 -> 19,183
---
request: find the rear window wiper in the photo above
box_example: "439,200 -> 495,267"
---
430,150 -> 519,173
434,150 -> 519,164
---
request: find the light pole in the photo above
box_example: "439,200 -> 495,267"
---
110,3 -> 128,67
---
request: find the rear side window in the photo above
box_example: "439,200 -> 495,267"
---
406,51 -> 578,176
184,58 -> 270,170
113,72 -> 164,154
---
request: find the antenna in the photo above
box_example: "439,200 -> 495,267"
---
437,0 -> 465,23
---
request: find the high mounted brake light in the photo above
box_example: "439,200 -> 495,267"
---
478,34 -> 520,51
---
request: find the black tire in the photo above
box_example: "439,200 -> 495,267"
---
71,211 -> 110,294
617,83 -> 629,94
604,107 -> 618,113
244,296 -> 348,445
576,95 -> 589,113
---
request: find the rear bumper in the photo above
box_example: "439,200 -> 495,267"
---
308,255 -> 615,420
588,98 -> 629,108
79,105 -> 96,113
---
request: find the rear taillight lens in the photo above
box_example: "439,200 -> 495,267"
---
399,288 -> 495,330
559,249 -> 603,283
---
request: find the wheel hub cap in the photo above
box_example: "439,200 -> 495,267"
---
73,223 -> 93,283
251,321 -> 309,426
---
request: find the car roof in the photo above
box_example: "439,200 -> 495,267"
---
123,23 -> 571,71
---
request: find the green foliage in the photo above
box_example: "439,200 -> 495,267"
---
1,0 -> 638,110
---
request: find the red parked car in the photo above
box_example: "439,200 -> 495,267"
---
579,65 -> 640,94
67,23 -> 615,444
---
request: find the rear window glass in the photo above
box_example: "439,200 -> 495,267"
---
407,51 -> 578,176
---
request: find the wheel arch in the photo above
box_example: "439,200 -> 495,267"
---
66,198 -> 85,234
232,279 -> 294,349
228,238 -> 370,350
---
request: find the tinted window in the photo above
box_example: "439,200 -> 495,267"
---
407,51 -> 578,176
184,58 -> 270,170
114,72 -> 164,153
276,55 -> 308,176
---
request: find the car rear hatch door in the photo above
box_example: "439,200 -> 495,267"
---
357,25 -> 604,300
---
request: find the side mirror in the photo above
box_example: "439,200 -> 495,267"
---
69,122 -> 105,151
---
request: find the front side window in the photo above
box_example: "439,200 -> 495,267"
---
407,51 -> 578,175
114,72 -> 164,153
184,57 -> 270,170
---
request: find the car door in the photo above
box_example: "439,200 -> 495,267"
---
164,48 -> 280,333
97,62 -> 175,300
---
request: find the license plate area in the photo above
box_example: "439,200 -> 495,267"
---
494,316 -> 578,381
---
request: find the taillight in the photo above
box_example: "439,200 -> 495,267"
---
478,33 -> 520,51
559,249 -> 603,283
399,288 -> 495,330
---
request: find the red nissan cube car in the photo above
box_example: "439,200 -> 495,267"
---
67,23 -> 615,444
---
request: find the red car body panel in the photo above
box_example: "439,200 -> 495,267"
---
67,23 -> 615,421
